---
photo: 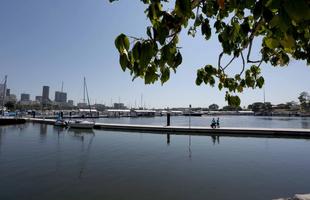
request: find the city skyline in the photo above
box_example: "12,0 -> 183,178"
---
1,0 -> 310,108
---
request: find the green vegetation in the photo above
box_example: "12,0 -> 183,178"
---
299,91 -> 310,112
110,0 -> 310,106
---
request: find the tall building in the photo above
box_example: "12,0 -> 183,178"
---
0,84 -> 5,99
54,91 -> 67,103
42,86 -> 49,103
20,93 -> 30,102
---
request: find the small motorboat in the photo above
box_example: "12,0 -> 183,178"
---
55,119 -> 68,127
68,120 -> 95,129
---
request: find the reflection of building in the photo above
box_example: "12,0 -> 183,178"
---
20,93 -> 30,101
42,86 -> 49,103
54,91 -> 67,103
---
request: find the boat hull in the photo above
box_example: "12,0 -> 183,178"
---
68,121 -> 95,129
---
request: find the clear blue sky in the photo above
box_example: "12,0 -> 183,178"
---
0,0 -> 309,108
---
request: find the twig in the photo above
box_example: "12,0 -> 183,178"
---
223,56 -> 236,70
239,52 -> 245,76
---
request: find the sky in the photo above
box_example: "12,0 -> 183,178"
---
0,0 -> 309,108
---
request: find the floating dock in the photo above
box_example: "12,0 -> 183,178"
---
0,118 -> 26,125
23,118 -> 310,138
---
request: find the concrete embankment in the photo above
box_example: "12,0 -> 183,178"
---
0,118 -> 26,125
24,118 -> 310,139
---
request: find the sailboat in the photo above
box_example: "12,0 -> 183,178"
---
68,77 -> 95,129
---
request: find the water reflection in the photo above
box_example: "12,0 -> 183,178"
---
67,128 -> 95,142
211,135 -> 220,145
67,128 -> 95,178
166,133 -> 170,145
40,124 -> 48,141
301,118 -> 310,129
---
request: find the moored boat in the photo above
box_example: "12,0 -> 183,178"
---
68,120 -> 95,129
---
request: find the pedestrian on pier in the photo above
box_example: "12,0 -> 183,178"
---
211,118 -> 216,129
216,117 -> 220,128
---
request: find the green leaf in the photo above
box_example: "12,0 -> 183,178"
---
161,67 -> 170,84
140,41 -> 154,69
132,42 -> 142,61
265,38 -> 279,49
256,76 -> 265,88
283,0 -> 310,23
119,53 -> 129,72
115,34 -> 130,53
175,0 -> 192,18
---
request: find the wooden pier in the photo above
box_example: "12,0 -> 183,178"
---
23,118 -> 310,139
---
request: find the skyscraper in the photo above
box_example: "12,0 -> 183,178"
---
42,86 -> 49,103
54,91 -> 67,103
20,93 -> 30,102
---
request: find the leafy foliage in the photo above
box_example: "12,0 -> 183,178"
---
110,0 -> 310,106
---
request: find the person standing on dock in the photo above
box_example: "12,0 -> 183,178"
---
216,117 -> 220,128
211,118 -> 216,128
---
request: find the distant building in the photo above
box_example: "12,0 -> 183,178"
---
0,84 -> 5,99
7,94 -> 17,103
20,93 -> 30,102
114,103 -> 126,109
6,89 -> 10,97
54,91 -> 67,103
77,102 -> 87,108
68,100 -> 74,106
35,96 -> 42,102
42,86 -> 50,103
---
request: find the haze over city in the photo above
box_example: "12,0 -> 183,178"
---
1,0 -> 310,108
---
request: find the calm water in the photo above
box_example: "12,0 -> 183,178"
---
1,123 -> 310,200
97,115 -> 310,129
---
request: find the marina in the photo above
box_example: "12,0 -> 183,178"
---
22,117 -> 310,139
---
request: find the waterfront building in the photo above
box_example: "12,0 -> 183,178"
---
78,108 -> 99,117
35,96 -> 42,102
77,102 -> 87,108
131,110 -> 156,117
106,109 -> 131,117
54,91 -> 67,103
68,100 -> 74,106
20,93 -> 30,102
42,86 -> 50,103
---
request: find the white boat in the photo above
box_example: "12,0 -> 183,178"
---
69,77 -> 95,129
68,120 -> 95,129
55,119 -> 67,127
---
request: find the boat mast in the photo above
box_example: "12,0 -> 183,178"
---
84,77 -> 92,117
1,75 -> 7,116
83,77 -> 86,104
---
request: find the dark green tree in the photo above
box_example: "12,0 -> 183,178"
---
111,0 -> 310,106
298,91 -> 310,111
209,103 -> 219,110
4,101 -> 15,111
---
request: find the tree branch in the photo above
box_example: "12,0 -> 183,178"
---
239,52 -> 245,76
